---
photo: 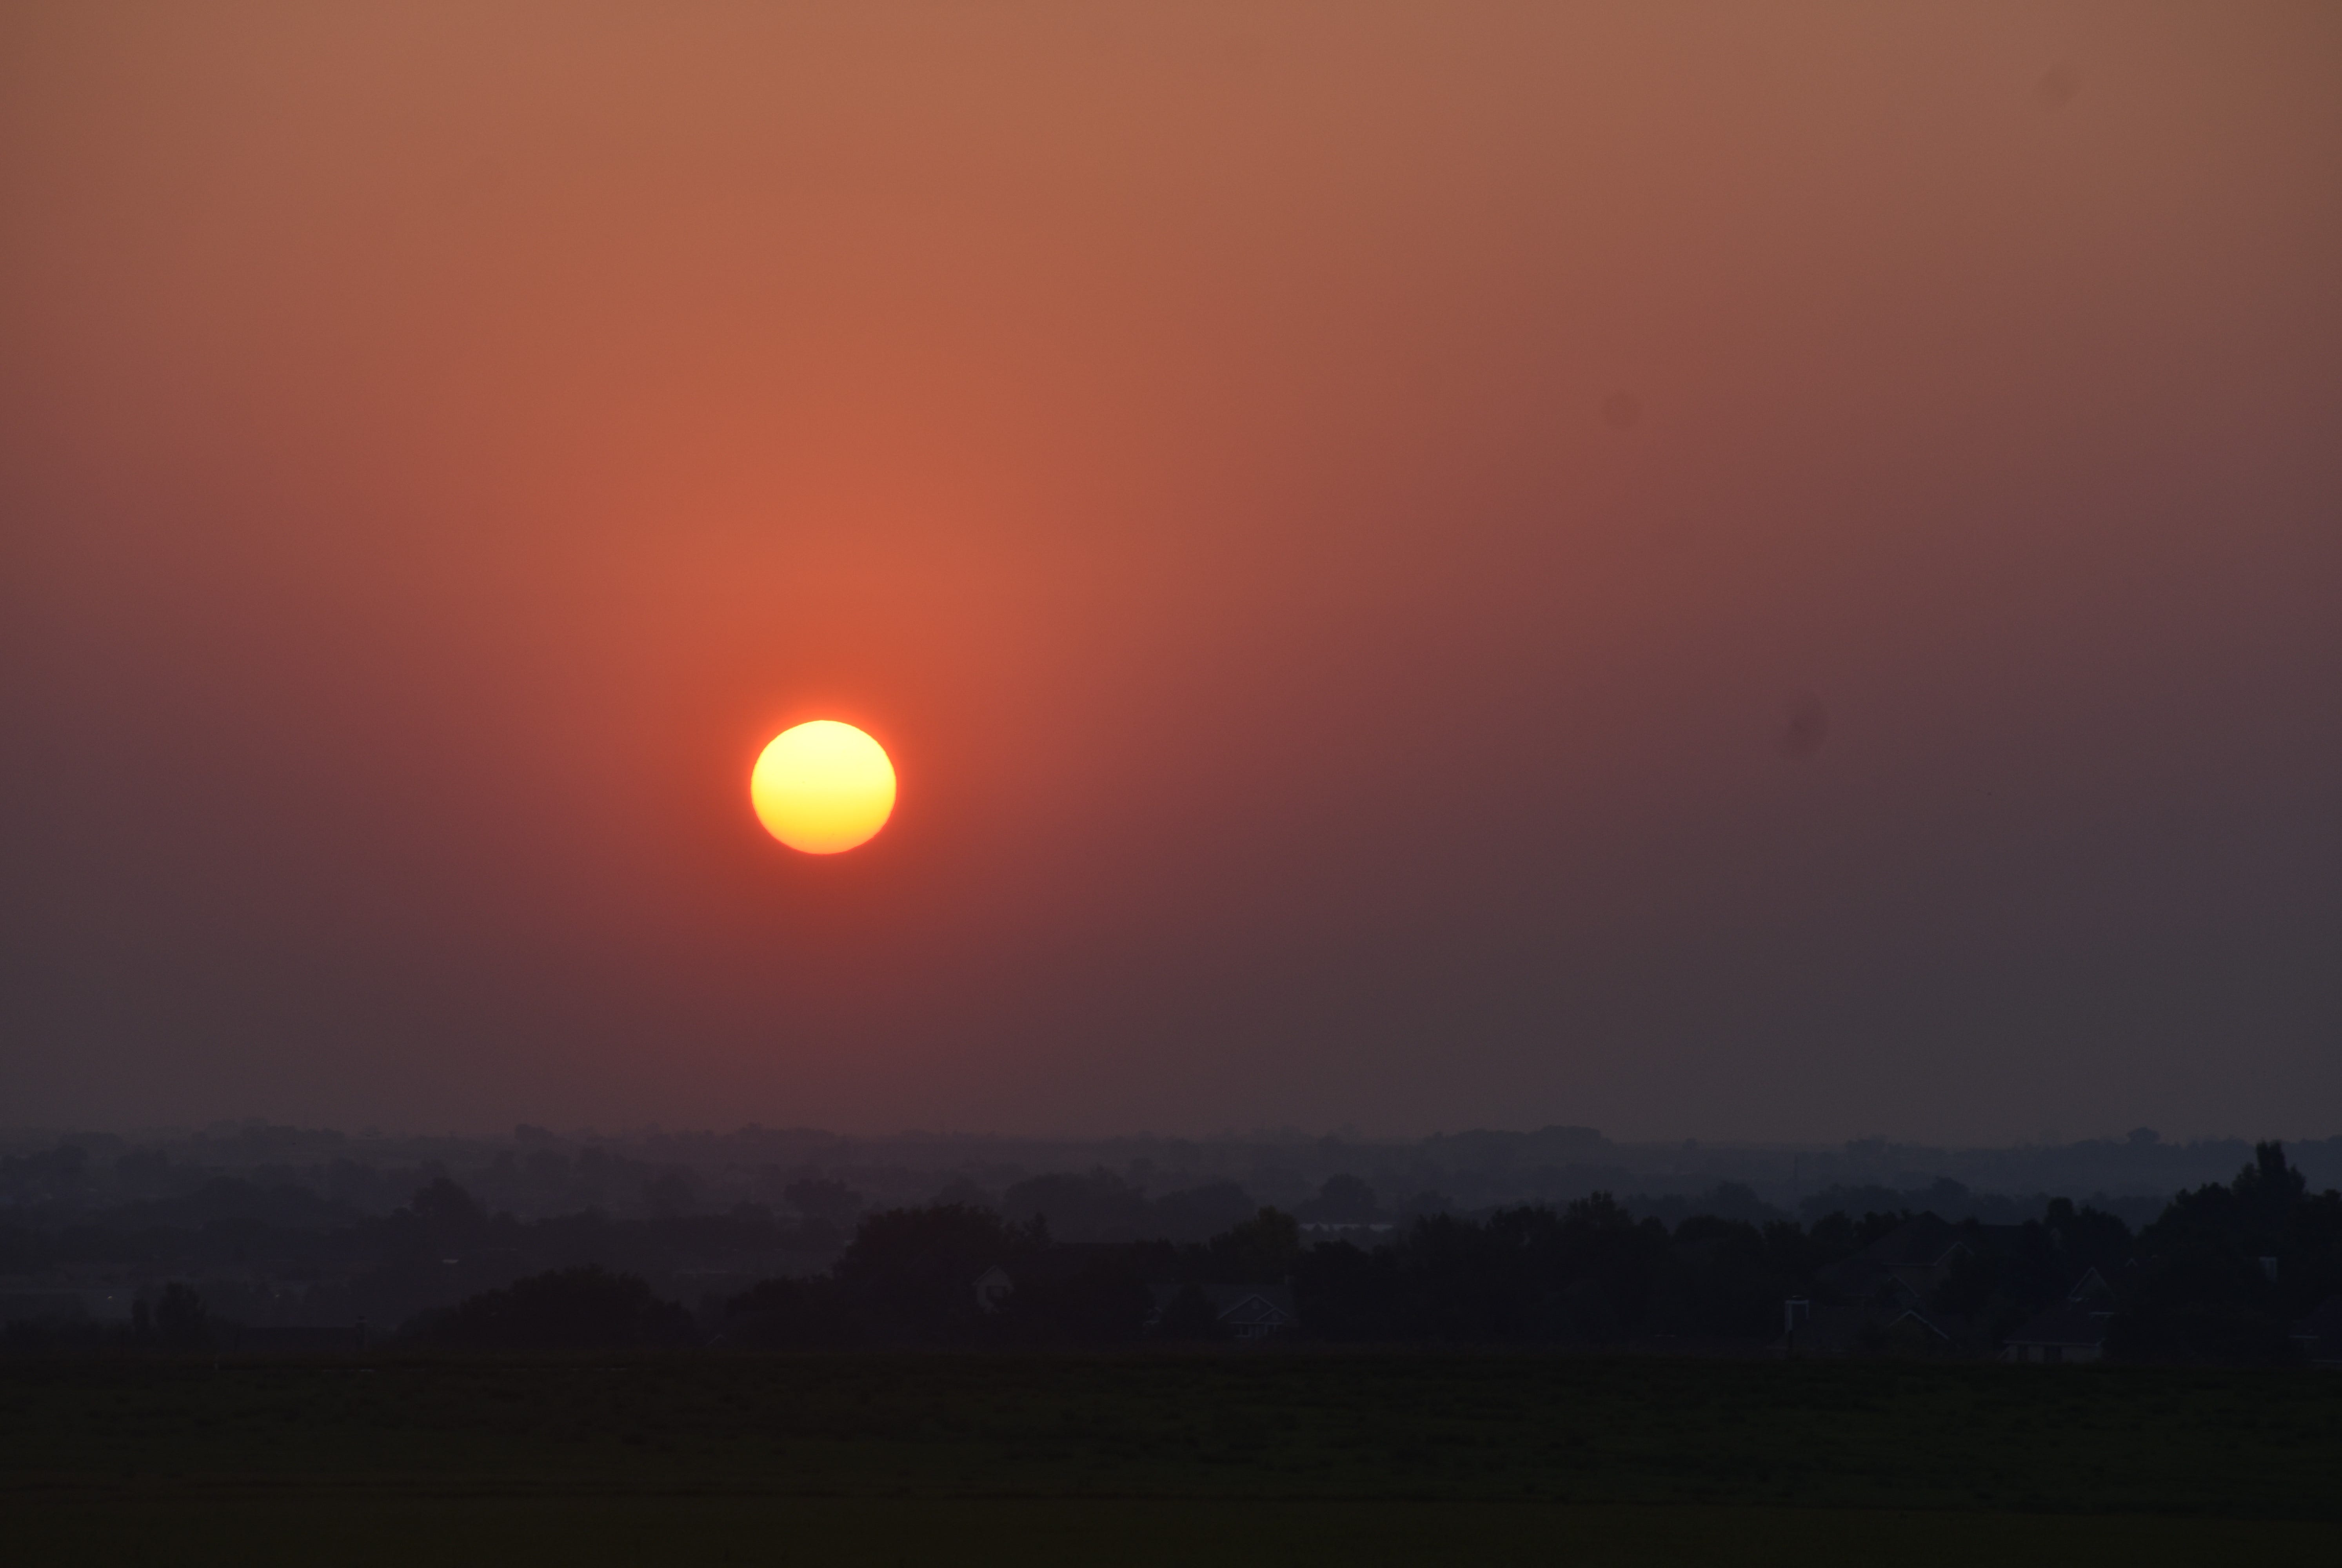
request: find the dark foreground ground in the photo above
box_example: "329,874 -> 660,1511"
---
6,1352 -> 2338,1565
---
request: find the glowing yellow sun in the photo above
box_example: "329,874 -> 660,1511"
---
750,720 -> 896,854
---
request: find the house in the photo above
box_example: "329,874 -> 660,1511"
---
1857,1214 -> 1973,1299
1786,1215 -> 1985,1356
971,1265 -> 1016,1314
1812,1214 -> 1976,1317
1885,1307 -> 1966,1346
2004,1269 -> 2118,1363
2003,1301 -> 2113,1363
2064,1265 -> 2117,1301
1784,1297 -> 1971,1357
2291,1295 -> 2342,1368
1145,1283 -> 1297,1342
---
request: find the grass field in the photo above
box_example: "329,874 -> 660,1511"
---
6,1352 -> 2338,1564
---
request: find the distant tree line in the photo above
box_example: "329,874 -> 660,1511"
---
7,1144 -> 2337,1364
405,1142 -> 2342,1361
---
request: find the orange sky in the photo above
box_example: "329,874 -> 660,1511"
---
3,2 -> 2338,1140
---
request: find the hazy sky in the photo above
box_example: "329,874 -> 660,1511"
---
3,2 -> 2337,1142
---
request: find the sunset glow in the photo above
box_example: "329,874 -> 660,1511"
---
5,2 -> 2337,1141
750,721 -> 896,854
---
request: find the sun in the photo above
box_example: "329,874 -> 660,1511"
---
750,720 -> 897,854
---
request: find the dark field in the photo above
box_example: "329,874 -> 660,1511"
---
7,1353 -> 2339,1564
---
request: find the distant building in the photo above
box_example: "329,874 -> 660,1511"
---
1850,1214 -> 1973,1300
2003,1267 -> 2117,1363
1884,1306 -> 1965,1346
1786,1215 -> 1983,1356
2291,1295 -> 2342,1368
1805,1215 -> 1973,1324
972,1265 -> 1016,1314
1146,1284 -> 1297,1342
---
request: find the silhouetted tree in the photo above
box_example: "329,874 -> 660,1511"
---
1662,1216 -> 1787,1339
415,1265 -> 694,1350
642,1166 -> 703,1217
1293,1240 -> 1395,1341
1000,1169 -> 1154,1243
1297,1175 -> 1382,1223
1150,1182 -> 1259,1241
409,1178 -> 488,1245
0,1142 -> 88,1203
1154,1282 -> 1236,1343
2044,1197 -> 2135,1277
832,1203 -> 1032,1343
783,1177 -> 863,1227
133,1282 -> 209,1350
997,1254 -> 1153,1345
721,1275 -> 856,1348
2106,1142 -> 2336,1364
1201,1208 -> 1302,1283
1318,1195 -> 1674,1346
2234,1141 -> 2307,1241
1804,1211 -> 1860,1260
